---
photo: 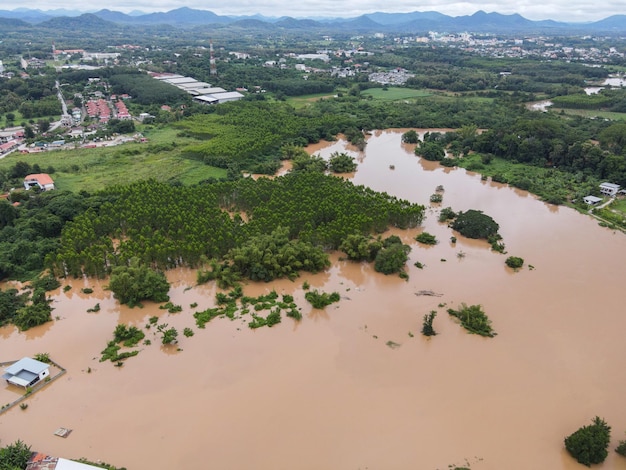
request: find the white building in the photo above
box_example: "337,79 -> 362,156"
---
583,195 -> 602,205
24,174 -> 56,191
2,357 -> 50,388
599,182 -> 620,197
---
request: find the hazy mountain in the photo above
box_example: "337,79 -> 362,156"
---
586,15 -> 626,31
1,7 -> 624,34
93,9 -> 138,23
275,17 -> 323,29
0,9 -> 52,23
131,7 -> 233,25
364,11 -> 448,25
38,13 -> 118,30
0,16 -> 30,29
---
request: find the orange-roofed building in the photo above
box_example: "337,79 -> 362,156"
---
24,173 -> 55,191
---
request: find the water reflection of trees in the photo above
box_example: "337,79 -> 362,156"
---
23,320 -> 53,340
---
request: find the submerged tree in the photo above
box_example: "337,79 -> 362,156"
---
421,311 -> 437,336
447,303 -> 496,337
157,323 -> 179,345
107,258 -> 170,307
451,209 -> 500,239
374,240 -> 411,275
564,417 -> 611,466
401,130 -> 419,144
328,152 -> 358,173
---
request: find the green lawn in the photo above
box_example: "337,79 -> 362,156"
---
611,197 -> 626,214
361,87 -> 432,101
0,126 -> 226,193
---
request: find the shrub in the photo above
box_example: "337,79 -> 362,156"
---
447,303 -> 496,337
30,273 -> 60,292
374,243 -> 411,274
451,210 -> 499,239
505,256 -> 524,269
430,193 -> 443,203
401,130 -> 419,143
439,207 -> 456,222
113,324 -> 145,347
564,417 -> 611,466
305,290 -> 340,309
33,353 -> 50,363
159,302 -> 182,313
415,232 -> 437,245
0,440 -> 32,469
339,234 -> 381,261
157,324 -> 178,345
328,151 -> 357,173
107,258 -> 170,307
616,437 -> 626,457
421,311 -> 437,336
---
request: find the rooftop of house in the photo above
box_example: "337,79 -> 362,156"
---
2,357 -> 49,387
4,357 -> 49,376
24,174 -> 55,186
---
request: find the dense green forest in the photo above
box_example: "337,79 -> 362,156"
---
0,73 -> 61,123
470,116 -> 626,187
49,173 -> 424,278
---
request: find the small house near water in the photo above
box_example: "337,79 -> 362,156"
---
583,195 -> 602,205
599,182 -> 620,197
2,357 -> 50,388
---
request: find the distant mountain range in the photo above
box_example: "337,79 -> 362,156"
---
0,7 -> 624,34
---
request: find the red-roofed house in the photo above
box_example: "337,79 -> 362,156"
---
24,174 -> 55,191
0,141 -> 18,155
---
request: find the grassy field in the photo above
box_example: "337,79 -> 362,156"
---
455,153 -> 599,205
0,125 -> 226,193
611,197 -> 626,214
0,110 -> 27,129
286,93 -> 337,108
550,108 -> 626,121
361,87 -> 432,101
0,111 -> 61,129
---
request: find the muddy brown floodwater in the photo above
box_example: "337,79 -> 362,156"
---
2,129 -> 626,470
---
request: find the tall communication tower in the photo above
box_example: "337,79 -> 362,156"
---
209,40 -> 217,76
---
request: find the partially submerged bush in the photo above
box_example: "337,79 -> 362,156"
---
451,210 -> 499,239
505,256 -> 524,269
415,232 -> 437,245
421,311 -> 437,336
447,303 -> 496,337
565,417 -> 611,466
305,290 -> 340,309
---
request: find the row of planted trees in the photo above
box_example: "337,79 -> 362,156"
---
49,172 -> 424,279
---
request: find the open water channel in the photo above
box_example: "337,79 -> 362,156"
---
1,129 -> 625,470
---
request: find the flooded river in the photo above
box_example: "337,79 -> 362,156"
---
2,129 -> 625,470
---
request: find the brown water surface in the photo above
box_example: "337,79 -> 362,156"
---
1,130 -> 625,470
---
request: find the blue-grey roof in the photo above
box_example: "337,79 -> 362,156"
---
4,357 -> 49,375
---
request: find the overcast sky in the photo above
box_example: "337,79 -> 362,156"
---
2,0 -> 623,22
